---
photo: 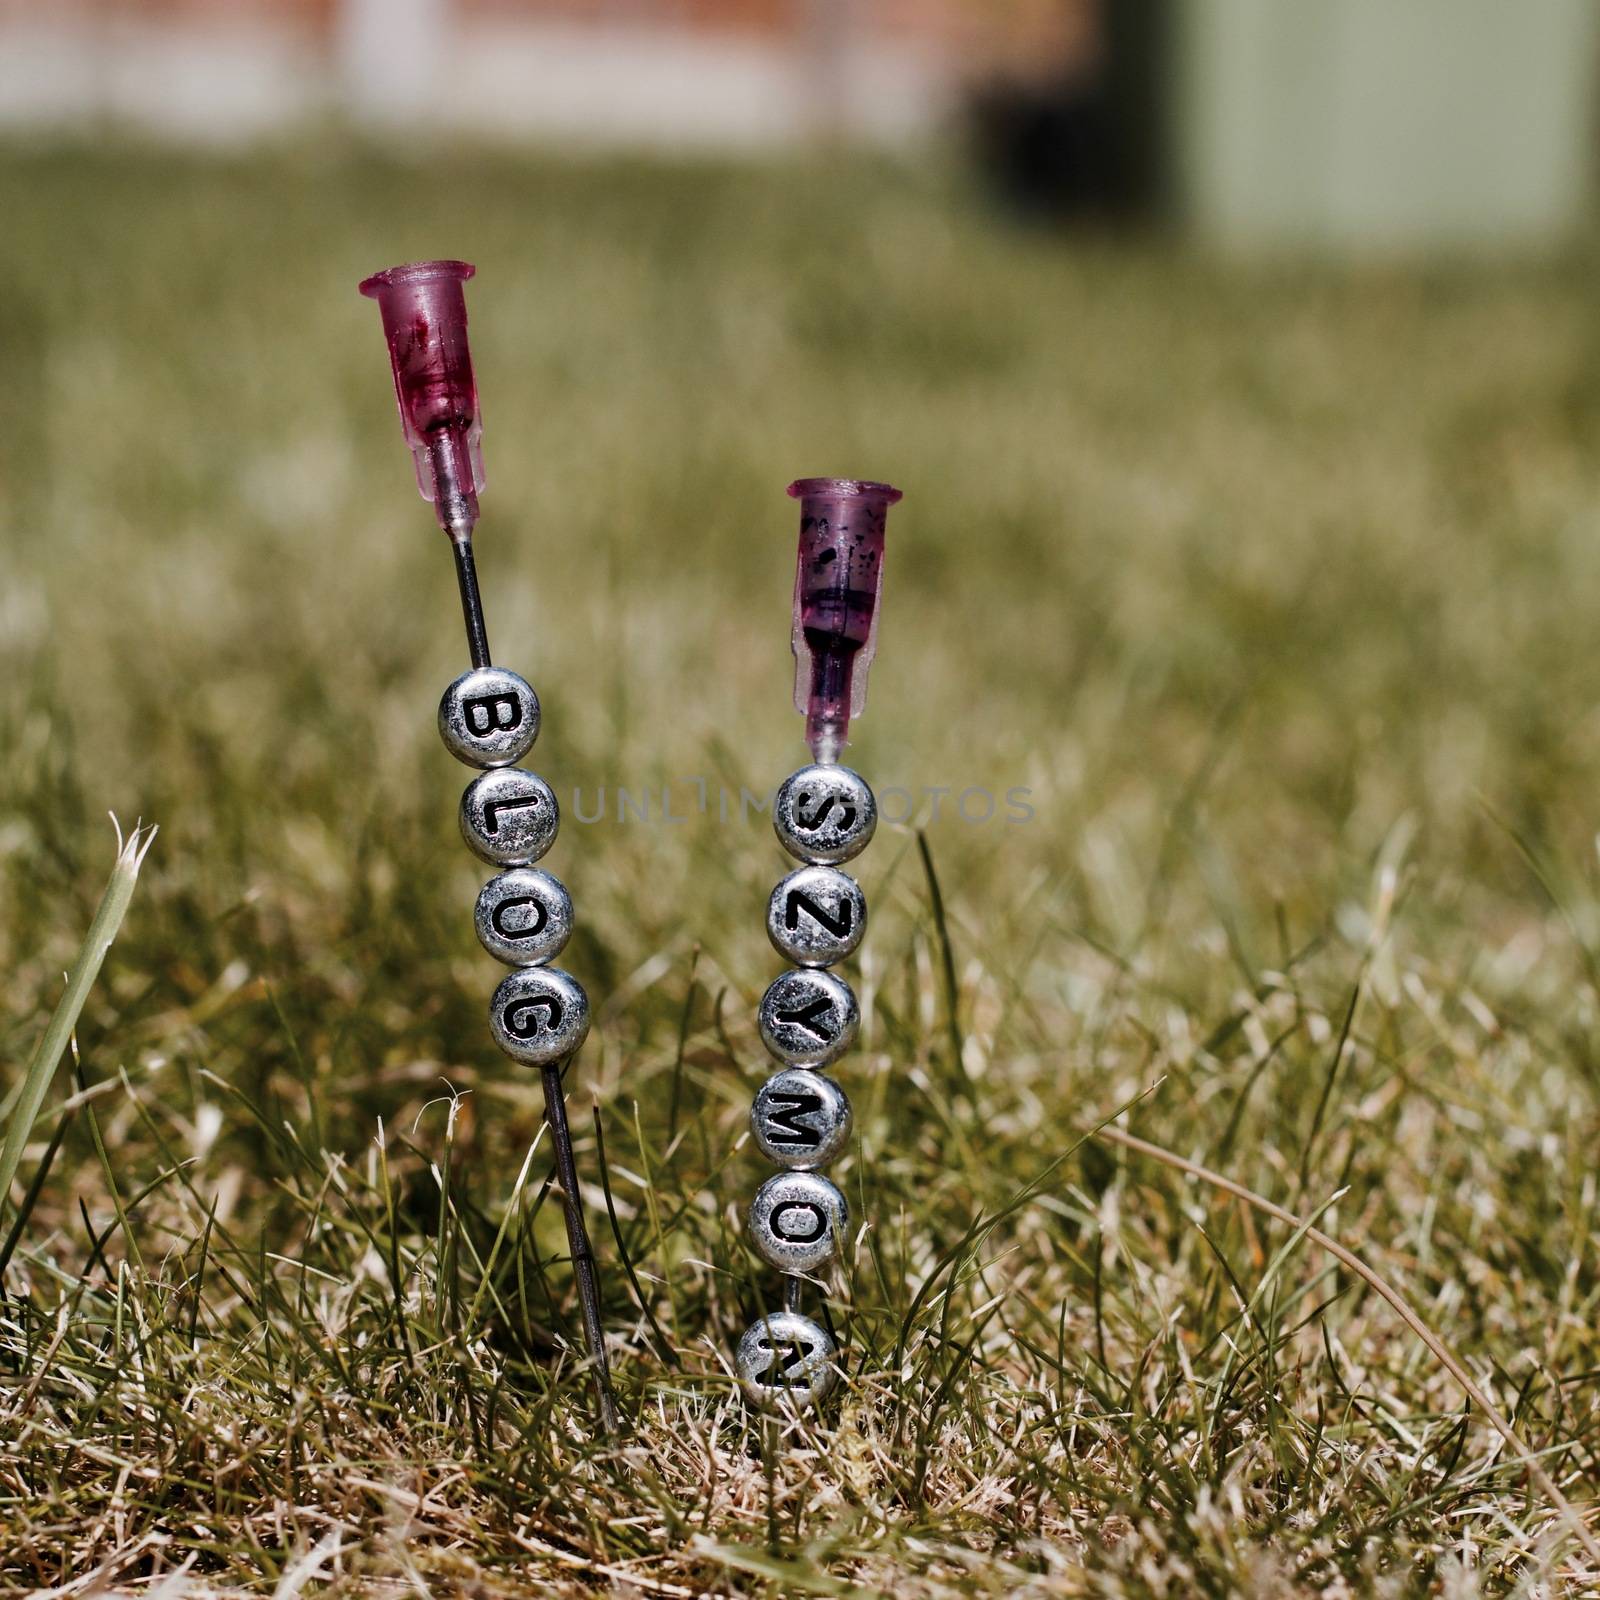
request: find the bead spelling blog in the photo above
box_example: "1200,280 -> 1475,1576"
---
359,260 -> 620,1435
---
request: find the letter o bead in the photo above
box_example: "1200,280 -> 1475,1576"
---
460,768 -> 558,866
773,764 -> 876,865
751,1069 -> 851,1168
735,1311 -> 839,1410
766,865 -> 866,968
748,1171 -> 848,1273
438,666 -> 540,768
488,967 -> 590,1066
475,868 -> 572,967
758,969 -> 859,1068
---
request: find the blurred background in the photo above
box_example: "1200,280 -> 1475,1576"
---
1,0 -> 1597,244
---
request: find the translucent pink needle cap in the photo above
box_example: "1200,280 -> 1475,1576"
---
787,477 -> 902,763
359,260 -> 484,537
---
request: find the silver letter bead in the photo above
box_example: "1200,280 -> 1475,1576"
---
735,1311 -> 839,1409
751,1069 -> 852,1168
748,1170 -> 848,1273
475,868 -> 573,967
766,865 -> 866,967
758,969 -> 859,1068
773,764 -> 877,865
438,667 -> 540,768
488,967 -> 590,1065
460,768 -> 559,866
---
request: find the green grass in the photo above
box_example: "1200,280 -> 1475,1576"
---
3,139 -> 1600,1595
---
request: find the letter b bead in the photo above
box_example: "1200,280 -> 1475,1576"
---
438,667 -> 540,768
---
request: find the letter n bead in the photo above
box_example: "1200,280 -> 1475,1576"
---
735,1311 -> 839,1409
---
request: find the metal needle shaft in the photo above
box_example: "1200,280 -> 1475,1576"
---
541,1062 -> 620,1436
450,535 -> 493,672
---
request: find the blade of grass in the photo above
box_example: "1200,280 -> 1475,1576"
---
593,1102 -> 680,1370
915,830 -> 966,1091
0,818 -> 157,1223
0,1104 -> 75,1279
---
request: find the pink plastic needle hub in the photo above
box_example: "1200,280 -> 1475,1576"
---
359,260 -> 484,538
787,477 -> 902,763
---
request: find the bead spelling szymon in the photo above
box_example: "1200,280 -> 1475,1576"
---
359,260 -> 619,1434
736,476 -> 902,1411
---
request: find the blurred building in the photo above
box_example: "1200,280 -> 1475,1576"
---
0,0 -> 1593,250
1174,0 -> 1599,250
0,0 -> 1092,149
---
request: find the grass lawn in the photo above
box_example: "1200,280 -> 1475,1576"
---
3,141 -> 1600,1596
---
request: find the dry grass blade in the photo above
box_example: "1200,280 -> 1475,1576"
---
0,817 -> 157,1224
1097,1122 -> 1600,1572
